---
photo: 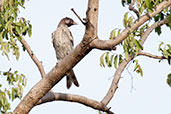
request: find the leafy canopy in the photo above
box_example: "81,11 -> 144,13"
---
0,0 -> 31,113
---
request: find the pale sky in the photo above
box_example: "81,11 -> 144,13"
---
1,0 -> 171,114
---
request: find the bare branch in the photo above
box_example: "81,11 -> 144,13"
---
101,57 -> 132,105
90,1 -> 171,50
71,8 -> 86,25
20,37 -> 46,78
138,51 -> 165,59
36,92 -> 114,114
129,0 -> 139,18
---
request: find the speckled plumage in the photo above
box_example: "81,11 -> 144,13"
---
52,17 -> 79,89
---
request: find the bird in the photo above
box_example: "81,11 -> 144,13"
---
52,17 -> 79,89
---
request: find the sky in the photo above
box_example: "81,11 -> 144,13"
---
0,0 -> 171,114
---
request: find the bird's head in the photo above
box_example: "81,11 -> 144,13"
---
59,17 -> 77,27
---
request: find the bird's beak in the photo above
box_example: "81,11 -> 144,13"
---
73,22 -> 77,25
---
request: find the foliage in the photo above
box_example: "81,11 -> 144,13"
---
158,42 -> 171,64
158,42 -> 171,86
0,0 -> 32,60
100,0 -> 171,81
98,110 -> 108,114
167,73 -> 171,87
121,0 -> 171,34
0,69 -> 27,113
0,0 -> 31,113
100,11 -> 144,77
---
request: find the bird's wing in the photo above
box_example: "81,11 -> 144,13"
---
62,27 -> 74,46
52,31 -> 59,52
52,26 -> 74,60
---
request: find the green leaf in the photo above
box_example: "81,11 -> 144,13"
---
119,54 -> 123,65
16,26 -> 21,34
123,12 -> 128,27
18,84 -> 23,99
14,71 -> 18,74
114,55 -> 118,69
124,46 -> 129,60
5,20 -> 11,30
167,73 -> 171,87
11,88 -> 15,101
105,52 -> 109,64
155,26 -> 161,35
0,24 -> 4,32
121,0 -> 126,6
108,55 -> 114,67
21,25 -> 28,35
133,59 -> 143,76
158,42 -> 164,51
28,24 -> 32,37
139,66 -> 143,76
4,10 -> 9,22
117,29 -> 121,36
109,30 -> 115,39
163,49 -> 168,58
133,59 -> 139,71
154,15 -> 160,22
134,47 -> 139,58
168,59 -> 171,65
100,53 -> 105,67
128,16 -> 133,27
145,0 -> 152,11
127,0 -> 131,4
21,74 -> 27,86
133,39 -> 143,50
18,0 -> 25,8
15,22 -> 23,26
167,44 -> 171,50
3,30 -> 9,40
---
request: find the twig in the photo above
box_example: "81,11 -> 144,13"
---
138,51 -> 166,59
129,0 -> 139,18
20,37 -> 46,78
71,8 -> 86,25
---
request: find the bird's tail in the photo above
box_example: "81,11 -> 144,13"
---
66,70 -> 79,89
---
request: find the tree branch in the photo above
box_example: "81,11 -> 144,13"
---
36,92 -> 114,114
71,8 -> 86,25
129,0 -> 139,18
20,37 -> 46,78
101,16 -> 171,105
140,18 -> 170,45
90,0 -> 171,50
138,51 -> 165,59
